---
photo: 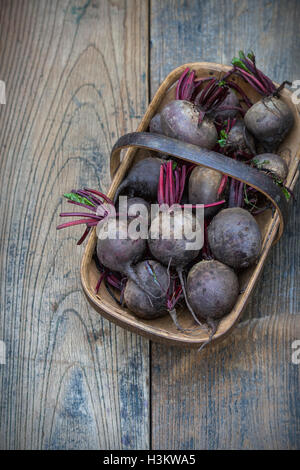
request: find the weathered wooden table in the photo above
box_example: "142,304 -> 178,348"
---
0,0 -> 299,450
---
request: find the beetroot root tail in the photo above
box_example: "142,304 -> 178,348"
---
198,319 -> 218,352
177,268 -> 208,331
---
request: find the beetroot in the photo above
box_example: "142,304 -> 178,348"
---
125,197 -> 151,227
113,157 -> 164,203
225,119 -> 256,155
148,210 -> 200,269
232,52 -> 294,152
148,209 -> 204,326
188,166 -> 223,217
244,96 -> 294,152
124,260 -> 169,319
160,100 -> 217,149
251,153 -> 288,181
149,113 -> 163,134
208,207 -> 262,269
96,218 -> 149,294
186,260 -> 239,343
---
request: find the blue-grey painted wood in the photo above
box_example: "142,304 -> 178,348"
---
150,0 -> 300,450
0,0 -> 149,450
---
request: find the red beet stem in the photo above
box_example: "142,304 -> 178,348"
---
168,161 -> 175,206
95,272 -> 105,294
158,164 -> 165,205
57,218 -> 99,229
234,67 -> 268,94
59,212 -> 101,219
217,175 -> 228,196
216,105 -> 246,116
179,200 -> 225,209
84,188 -> 113,205
226,81 -> 253,108
178,165 -> 186,204
176,67 -> 190,100
67,200 -> 97,211
174,170 -> 180,203
77,226 -> 92,245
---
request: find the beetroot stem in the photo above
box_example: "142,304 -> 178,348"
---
84,188 -> 113,205
158,164 -> 165,205
176,67 -> 189,100
217,175 -> 228,196
168,161 -> 175,206
234,67 -> 268,94
174,169 -> 180,203
95,272 -> 105,294
178,165 -> 186,204
77,226 -> 91,245
57,218 -> 99,229
59,212 -> 101,219
226,81 -> 253,108
67,200 -> 97,211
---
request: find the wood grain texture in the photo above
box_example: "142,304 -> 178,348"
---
0,0 -> 149,449
151,315 -> 300,449
150,0 -> 300,449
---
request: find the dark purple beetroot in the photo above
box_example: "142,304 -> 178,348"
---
207,207 -> 262,269
187,260 -> 239,321
125,197 -> 151,226
96,218 -> 148,293
188,166 -> 223,217
124,260 -> 169,319
148,210 -> 200,269
113,157 -> 164,203
225,119 -> 256,155
149,113 -> 163,134
244,96 -> 294,152
148,209 -> 204,327
251,153 -> 288,181
160,100 -> 217,149
231,51 -> 295,152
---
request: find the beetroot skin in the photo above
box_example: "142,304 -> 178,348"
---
187,260 -> 239,321
225,119 -> 256,155
113,157 -> 164,203
96,218 -> 148,293
188,166 -> 223,217
208,207 -> 262,269
244,96 -> 294,152
251,153 -> 288,181
124,260 -> 169,319
160,100 -> 217,149
148,210 -> 200,269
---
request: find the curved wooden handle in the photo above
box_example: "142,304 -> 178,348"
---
110,132 -> 289,243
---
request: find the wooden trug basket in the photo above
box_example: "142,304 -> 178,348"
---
81,62 -> 300,348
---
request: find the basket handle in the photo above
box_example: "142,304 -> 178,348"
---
110,132 -> 289,243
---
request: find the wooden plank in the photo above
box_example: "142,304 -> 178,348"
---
0,0 -> 149,449
150,0 -> 300,449
151,315 -> 300,449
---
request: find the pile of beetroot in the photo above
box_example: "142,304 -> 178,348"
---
57,52 -> 294,349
